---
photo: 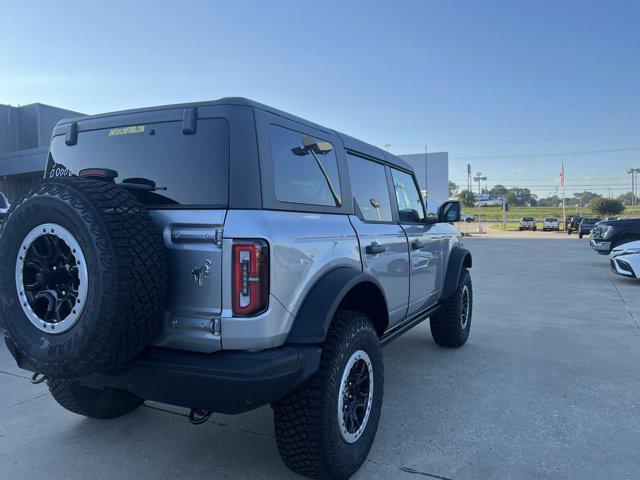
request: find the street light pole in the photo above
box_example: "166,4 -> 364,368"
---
474,173 -> 487,233
625,168 -> 640,217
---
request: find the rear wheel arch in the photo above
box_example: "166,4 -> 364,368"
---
286,267 -> 389,344
336,281 -> 388,337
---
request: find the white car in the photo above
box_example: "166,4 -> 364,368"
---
610,240 -> 640,279
519,217 -> 536,231
542,217 -> 559,231
461,213 -> 475,222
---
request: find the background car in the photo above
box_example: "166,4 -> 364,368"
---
460,213 -> 476,222
610,240 -> 640,279
578,217 -> 602,238
567,216 -> 584,235
542,217 -> 559,231
0,192 -> 10,218
591,218 -> 640,255
519,216 -> 536,231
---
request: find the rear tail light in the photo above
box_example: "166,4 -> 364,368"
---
232,240 -> 269,316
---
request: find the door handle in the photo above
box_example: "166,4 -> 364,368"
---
411,240 -> 425,250
365,242 -> 386,254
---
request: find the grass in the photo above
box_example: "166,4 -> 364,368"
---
461,205 -> 633,223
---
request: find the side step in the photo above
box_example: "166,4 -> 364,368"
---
380,304 -> 440,347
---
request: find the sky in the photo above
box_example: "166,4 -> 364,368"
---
1,0 -> 639,198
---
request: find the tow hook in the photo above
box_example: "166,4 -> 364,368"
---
189,408 -> 213,425
31,372 -> 47,385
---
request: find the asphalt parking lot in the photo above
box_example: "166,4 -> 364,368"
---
1,236 -> 638,480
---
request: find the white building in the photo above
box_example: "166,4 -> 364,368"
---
398,152 -> 449,213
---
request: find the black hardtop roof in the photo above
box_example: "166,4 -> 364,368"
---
56,97 -> 412,172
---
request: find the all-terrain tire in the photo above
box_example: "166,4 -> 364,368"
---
273,310 -> 383,480
0,177 -> 167,377
430,268 -> 472,348
47,377 -> 143,419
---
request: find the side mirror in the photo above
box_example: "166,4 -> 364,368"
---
437,201 -> 461,223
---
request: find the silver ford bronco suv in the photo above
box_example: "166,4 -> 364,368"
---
0,98 -> 472,480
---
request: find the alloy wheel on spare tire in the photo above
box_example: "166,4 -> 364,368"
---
0,177 -> 167,378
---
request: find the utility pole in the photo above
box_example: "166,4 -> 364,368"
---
474,173 -> 487,233
625,168 -> 640,217
467,164 -> 472,192
560,159 -> 566,230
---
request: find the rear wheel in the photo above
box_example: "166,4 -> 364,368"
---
273,310 -> 383,480
47,377 -> 143,419
430,269 -> 472,348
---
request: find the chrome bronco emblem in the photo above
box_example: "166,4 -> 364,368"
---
192,260 -> 212,287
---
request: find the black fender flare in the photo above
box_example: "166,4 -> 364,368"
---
440,246 -> 472,300
286,267 -> 388,344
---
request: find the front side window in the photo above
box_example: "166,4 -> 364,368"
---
391,169 -> 425,223
347,153 -> 392,222
269,125 -> 341,207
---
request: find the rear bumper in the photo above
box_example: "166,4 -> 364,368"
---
590,239 -> 611,253
11,342 -> 321,415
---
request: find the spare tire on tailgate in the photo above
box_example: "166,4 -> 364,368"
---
0,177 -> 167,378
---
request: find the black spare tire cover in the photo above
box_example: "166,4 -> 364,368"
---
0,177 -> 167,377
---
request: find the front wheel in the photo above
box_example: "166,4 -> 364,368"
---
273,310 -> 383,480
430,269 -> 472,348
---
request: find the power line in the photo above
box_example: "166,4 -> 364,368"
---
389,130 -> 640,147
449,146 -> 640,161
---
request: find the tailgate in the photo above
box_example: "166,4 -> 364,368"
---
150,209 -> 226,353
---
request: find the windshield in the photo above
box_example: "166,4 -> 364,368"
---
522,217 -> 534,221
47,119 -> 230,208
545,218 -> 557,222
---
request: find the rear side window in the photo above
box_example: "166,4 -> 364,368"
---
47,118 -> 229,207
269,125 -> 341,207
347,153 -> 392,222
391,169 -> 425,223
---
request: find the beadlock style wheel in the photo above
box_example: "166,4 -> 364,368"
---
338,349 -> 374,444
15,223 -> 88,334
460,284 -> 470,329
0,177 -> 167,377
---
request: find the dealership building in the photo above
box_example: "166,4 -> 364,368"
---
398,152 -> 449,212
0,103 -> 83,204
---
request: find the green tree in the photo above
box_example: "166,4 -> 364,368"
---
618,191 -> 635,206
458,189 -> 476,207
448,180 -> 458,198
489,184 -> 508,197
538,195 -> 560,207
590,197 -> 624,217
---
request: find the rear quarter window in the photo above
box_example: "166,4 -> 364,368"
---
268,125 -> 341,207
47,118 -> 229,208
